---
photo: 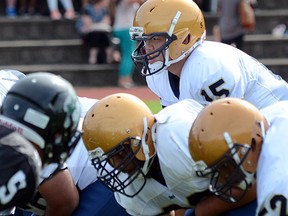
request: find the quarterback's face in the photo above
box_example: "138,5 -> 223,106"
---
144,35 -> 166,63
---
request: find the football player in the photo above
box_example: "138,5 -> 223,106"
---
189,97 -> 288,215
82,93 -> 256,216
9,84 -> 129,216
129,0 -> 288,108
67,104 -> 131,216
0,71 -> 129,216
0,130 -> 42,212
0,72 -> 82,216
0,69 -> 26,105
0,70 -> 42,213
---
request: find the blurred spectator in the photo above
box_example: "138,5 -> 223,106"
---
272,24 -> 288,38
19,0 -> 37,16
112,0 -> 144,89
217,0 -> 246,50
76,0 -> 113,64
194,0 -> 213,12
81,0 -> 89,7
47,0 -> 76,20
5,0 -> 17,17
250,0 -> 258,9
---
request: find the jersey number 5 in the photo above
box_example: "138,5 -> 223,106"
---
0,170 -> 27,205
201,78 -> 229,102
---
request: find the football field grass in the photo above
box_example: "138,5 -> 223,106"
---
144,100 -> 162,114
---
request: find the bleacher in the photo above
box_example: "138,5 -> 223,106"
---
0,0 -> 287,87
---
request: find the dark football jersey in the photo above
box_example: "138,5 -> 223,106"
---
0,125 -> 41,211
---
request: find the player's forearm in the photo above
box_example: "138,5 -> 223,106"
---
174,209 -> 187,216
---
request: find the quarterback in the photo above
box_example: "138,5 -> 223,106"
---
130,0 -> 288,108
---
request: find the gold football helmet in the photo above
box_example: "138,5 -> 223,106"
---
189,98 -> 267,202
82,93 -> 156,197
130,0 -> 206,76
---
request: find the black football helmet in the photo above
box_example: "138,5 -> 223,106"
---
0,72 -> 81,165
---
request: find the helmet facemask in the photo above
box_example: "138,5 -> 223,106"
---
131,32 -> 177,76
88,117 -> 156,197
130,9 -> 206,76
82,93 -> 157,197
130,11 -> 182,76
195,132 -> 258,203
89,137 -> 147,197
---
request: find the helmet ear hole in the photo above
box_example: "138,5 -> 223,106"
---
250,139 -> 256,152
183,34 -> 190,45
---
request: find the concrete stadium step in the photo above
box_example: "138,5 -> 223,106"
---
0,39 -> 88,65
205,34 -> 288,59
0,0 -> 286,16
258,58 -> 288,79
0,64 -> 146,87
0,33 -> 286,65
0,17 -> 78,41
243,34 -> 288,59
204,9 -> 288,35
0,9 -> 287,41
258,0 -> 288,10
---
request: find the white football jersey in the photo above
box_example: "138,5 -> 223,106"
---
115,99 -> 210,215
256,101 -> 288,215
0,69 -> 25,105
66,97 -> 98,190
66,117 -> 97,191
147,41 -> 288,109
77,96 -> 98,118
146,70 -> 178,107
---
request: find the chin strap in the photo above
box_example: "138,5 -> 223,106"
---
260,120 -> 266,139
166,30 -> 206,68
224,132 -> 255,190
141,117 -> 150,174
165,11 -> 182,67
164,10 -> 206,69
141,117 -> 157,175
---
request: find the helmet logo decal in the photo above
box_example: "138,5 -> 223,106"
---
129,27 -> 144,40
0,115 -> 45,148
88,147 -> 106,160
24,108 -> 50,129
63,96 -> 81,129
